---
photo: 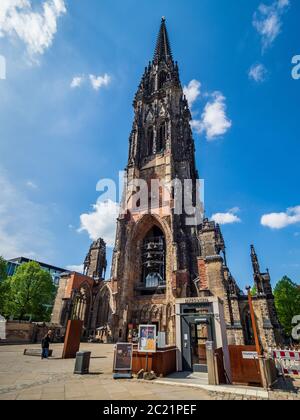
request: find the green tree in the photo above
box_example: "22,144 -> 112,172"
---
274,276 -> 300,336
0,256 -> 7,282
0,257 -> 8,315
251,285 -> 257,296
4,262 -> 56,321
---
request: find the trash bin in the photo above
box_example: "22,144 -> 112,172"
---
74,351 -> 91,375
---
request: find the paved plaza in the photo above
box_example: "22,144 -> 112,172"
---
0,343 -> 215,400
0,343 -> 299,400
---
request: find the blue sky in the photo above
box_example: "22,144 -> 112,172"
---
0,0 -> 299,289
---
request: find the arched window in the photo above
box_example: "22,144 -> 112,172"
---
96,287 -> 111,329
147,126 -> 154,155
242,306 -> 255,345
150,77 -> 155,94
158,71 -> 168,89
157,123 -> 166,152
141,226 -> 166,294
71,284 -> 91,328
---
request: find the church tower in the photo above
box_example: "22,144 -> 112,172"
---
110,18 -> 283,350
84,238 -> 107,280
111,18 -> 202,343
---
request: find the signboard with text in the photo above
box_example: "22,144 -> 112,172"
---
242,351 -> 258,360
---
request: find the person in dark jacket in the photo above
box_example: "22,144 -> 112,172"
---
41,330 -> 52,359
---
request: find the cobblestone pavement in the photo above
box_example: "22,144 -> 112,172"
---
0,344 -> 299,400
209,391 -> 300,400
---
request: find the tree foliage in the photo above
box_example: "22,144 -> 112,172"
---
0,256 -> 7,282
3,262 -> 56,321
0,256 -> 8,315
274,276 -> 300,336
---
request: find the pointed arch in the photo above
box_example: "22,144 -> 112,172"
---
94,284 -> 113,329
72,281 -> 92,326
123,214 -> 174,302
147,126 -> 154,155
157,121 -> 166,152
158,70 -> 168,89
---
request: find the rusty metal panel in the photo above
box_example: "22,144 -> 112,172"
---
62,320 -> 83,359
229,345 -> 262,386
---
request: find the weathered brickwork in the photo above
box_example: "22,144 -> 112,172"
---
84,238 -> 107,280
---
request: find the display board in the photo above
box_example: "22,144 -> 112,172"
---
113,343 -> 133,372
138,325 -> 157,353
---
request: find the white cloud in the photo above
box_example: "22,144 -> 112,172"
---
70,73 -> 112,91
0,169 -> 54,260
261,206 -> 300,229
248,63 -> 268,82
66,264 -> 84,273
89,74 -> 111,91
26,180 -> 38,189
78,199 -> 119,247
0,0 -> 66,60
71,75 -> 84,89
192,92 -> 232,141
211,208 -> 241,225
183,79 -> 201,108
253,0 -> 290,51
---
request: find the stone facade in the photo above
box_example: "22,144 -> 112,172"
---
51,271 -> 116,341
3,321 -> 59,344
84,238 -> 107,280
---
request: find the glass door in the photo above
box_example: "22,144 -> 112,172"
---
191,322 -> 209,372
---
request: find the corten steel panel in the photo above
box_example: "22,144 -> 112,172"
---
62,320 -> 83,359
132,347 -> 176,377
229,345 -> 262,386
215,348 -> 227,384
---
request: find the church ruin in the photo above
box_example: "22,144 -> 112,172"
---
51,19 -> 283,360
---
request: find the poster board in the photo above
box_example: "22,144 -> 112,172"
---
138,325 -> 157,353
113,343 -> 133,372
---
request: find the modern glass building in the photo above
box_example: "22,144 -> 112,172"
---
6,257 -> 69,286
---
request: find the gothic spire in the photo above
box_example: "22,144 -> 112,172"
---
251,245 -> 260,275
153,17 -> 173,63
